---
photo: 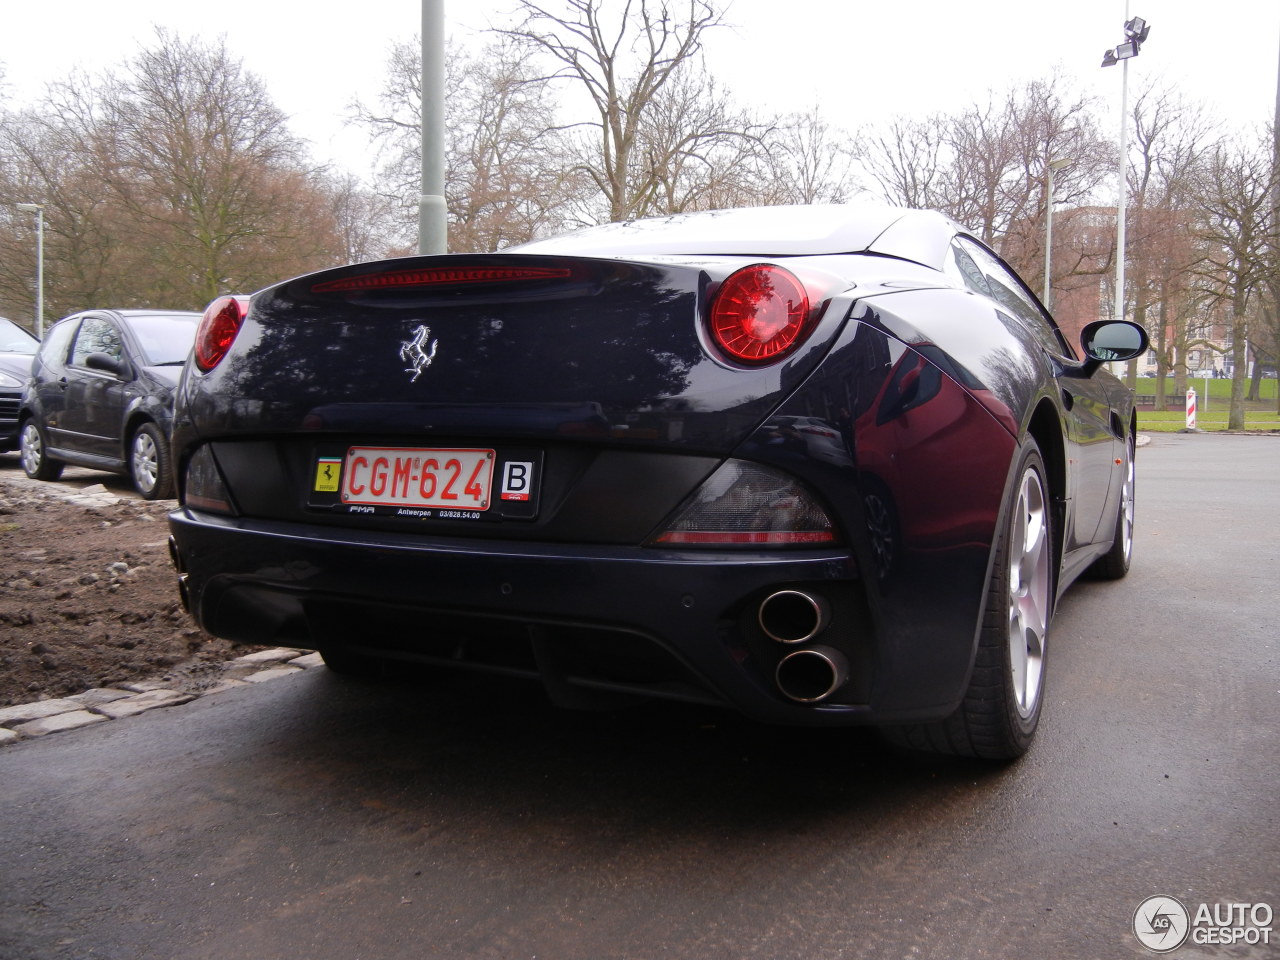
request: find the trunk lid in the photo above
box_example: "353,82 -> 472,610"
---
193,254 -> 852,453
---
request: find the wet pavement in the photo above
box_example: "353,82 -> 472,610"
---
0,434 -> 1276,960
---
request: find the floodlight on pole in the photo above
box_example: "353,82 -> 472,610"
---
1124,17 -> 1150,41
15,203 -> 44,338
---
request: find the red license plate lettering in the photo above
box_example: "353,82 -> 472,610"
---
342,447 -> 494,511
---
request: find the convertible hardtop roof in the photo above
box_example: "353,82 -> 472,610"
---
514,203 -> 969,272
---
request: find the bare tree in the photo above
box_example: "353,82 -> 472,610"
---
349,37 -> 421,247
95,30 -> 338,303
1125,85 -> 1218,405
447,41 -> 587,249
763,107 -> 861,206
1192,130 -> 1279,429
500,0 -> 727,222
0,85 -> 133,315
862,74 -> 1112,288
352,39 -> 582,251
323,172 -> 408,263
863,117 -> 947,209
622,66 -> 777,214
0,31 -> 353,315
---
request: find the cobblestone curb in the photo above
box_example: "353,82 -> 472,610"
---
0,647 -> 324,746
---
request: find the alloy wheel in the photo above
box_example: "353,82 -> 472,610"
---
131,429 -> 160,494
20,423 -> 43,476
1007,464 -> 1050,718
1118,442 -> 1135,565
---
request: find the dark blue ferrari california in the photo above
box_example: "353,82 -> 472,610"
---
167,204 -> 1147,758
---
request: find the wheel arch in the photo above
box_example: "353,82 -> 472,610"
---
1025,398 -> 1067,582
121,412 -> 155,453
121,409 -> 161,459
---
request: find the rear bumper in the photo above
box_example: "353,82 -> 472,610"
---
167,507 -> 953,726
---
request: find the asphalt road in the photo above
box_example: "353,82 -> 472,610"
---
1,433 -> 1277,960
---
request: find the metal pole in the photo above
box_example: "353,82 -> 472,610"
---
1044,165 -> 1054,308
1115,45 -> 1129,325
16,203 -> 44,337
1043,159 -> 1069,310
33,208 -> 44,338
1121,55 -> 1131,323
419,0 -> 448,255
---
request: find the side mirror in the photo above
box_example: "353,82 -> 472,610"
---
85,352 -> 131,378
1070,320 -> 1149,378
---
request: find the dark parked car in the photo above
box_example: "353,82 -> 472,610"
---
168,204 -> 1147,758
0,316 -> 40,451
19,309 -> 199,498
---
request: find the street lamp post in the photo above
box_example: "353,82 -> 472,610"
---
1101,12 -> 1151,326
418,0 -> 447,255
1043,158 -> 1071,310
15,203 -> 45,338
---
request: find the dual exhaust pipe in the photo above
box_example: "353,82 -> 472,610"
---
758,589 -> 849,704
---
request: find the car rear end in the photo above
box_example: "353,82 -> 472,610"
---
168,246 -> 1004,725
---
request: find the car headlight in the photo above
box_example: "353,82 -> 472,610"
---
0,371 -> 22,389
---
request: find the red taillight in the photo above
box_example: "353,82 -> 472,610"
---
195,296 -> 249,372
708,264 -> 812,364
310,265 -> 572,293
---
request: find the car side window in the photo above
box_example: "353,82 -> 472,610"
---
37,319 -> 79,369
70,317 -> 123,367
945,241 -> 991,297
956,237 -> 1074,359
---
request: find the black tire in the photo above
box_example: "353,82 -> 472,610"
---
18,419 -> 64,481
129,422 -> 174,500
1086,433 -> 1135,580
886,441 -> 1053,760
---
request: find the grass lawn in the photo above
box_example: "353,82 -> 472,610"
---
1131,376 -> 1277,403
1131,379 -> 1280,432
1138,411 -> 1280,432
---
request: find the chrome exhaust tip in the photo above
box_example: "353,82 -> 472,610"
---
776,646 -> 849,703
167,536 -> 184,573
758,589 -> 829,644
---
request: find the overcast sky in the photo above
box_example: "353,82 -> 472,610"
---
1,0 -> 1276,181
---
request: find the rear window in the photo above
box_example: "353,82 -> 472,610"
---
124,315 -> 199,366
0,317 -> 38,354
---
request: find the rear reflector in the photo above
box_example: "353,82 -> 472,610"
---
651,460 -> 836,547
311,265 -> 573,293
656,530 -> 836,545
182,444 -> 236,515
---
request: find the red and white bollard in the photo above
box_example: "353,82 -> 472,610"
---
1186,388 -> 1197,430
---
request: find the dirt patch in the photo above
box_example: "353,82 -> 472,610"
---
0,460 -> 265,708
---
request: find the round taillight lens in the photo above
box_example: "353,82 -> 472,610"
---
708,264 -> 812,364
195,296 -> 249,372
